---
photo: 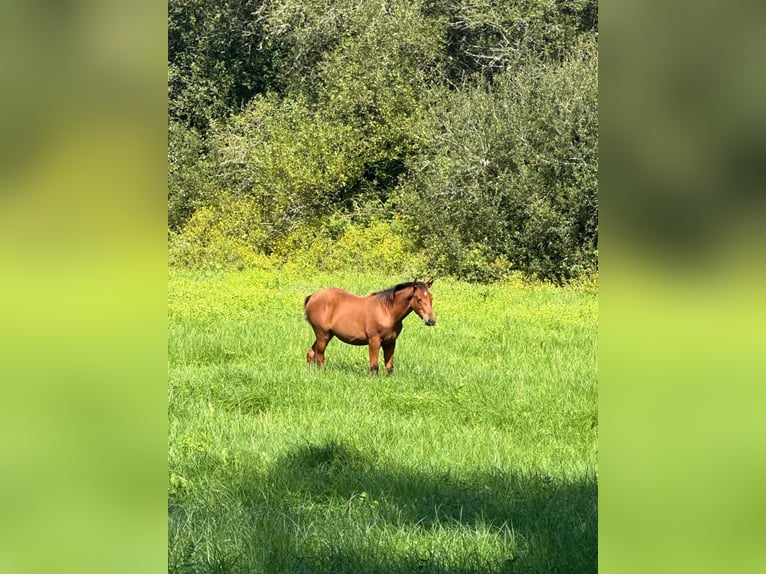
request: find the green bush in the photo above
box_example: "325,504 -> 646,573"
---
168,200 -> 426,276
168,192 -> 273,270
398,36 -> 598,282
276,213 -> 426,276
168,121 -> 214,231
208,94 -> 365,247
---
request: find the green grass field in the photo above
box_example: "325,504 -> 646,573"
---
168,269 -> 598,573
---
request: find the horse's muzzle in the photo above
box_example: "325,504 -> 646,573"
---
425,318 -> 436,326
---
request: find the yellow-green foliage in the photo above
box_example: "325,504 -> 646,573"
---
277,214 -> 426,276
168,192 -> 274,270
169,201 -> 426,276
212,95 -> 364,232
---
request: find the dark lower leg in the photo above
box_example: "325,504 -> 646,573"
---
383,342 -> 396,374
368,341 -> 381,374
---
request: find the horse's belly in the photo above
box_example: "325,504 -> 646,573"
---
332,328 -> 368,346
336,335 -> 368,345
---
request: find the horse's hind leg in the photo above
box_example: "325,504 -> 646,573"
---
307,330 -> 332,367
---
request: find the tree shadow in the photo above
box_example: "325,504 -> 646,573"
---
227,440 -> 597,574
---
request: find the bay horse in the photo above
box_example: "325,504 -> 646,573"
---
304,279 -> 436,374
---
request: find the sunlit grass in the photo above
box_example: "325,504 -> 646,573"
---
168,268 -> 597,573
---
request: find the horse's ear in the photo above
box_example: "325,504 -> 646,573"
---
426,278 -> 434,287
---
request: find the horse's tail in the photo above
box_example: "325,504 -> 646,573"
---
303,294 -> 312,320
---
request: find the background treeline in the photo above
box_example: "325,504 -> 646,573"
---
168,0 -> 598,282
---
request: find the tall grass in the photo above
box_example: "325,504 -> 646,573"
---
168,269 -> 597,573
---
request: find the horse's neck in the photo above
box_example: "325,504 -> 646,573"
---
391,289 -> 413,320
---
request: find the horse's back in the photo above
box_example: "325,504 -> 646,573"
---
307,287 -> 361,305
306,288 -> 360,316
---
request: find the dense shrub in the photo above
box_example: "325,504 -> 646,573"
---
168,0 -> 275,132
275,213 -> 426,276
168,192 -> 272,270
168,121 -> 214,231
167,0 -> 598,282
398,37 -> 598,282
169,203 -> 424,277
208,95 -> 365,248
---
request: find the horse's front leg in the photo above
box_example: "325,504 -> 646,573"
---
368,339 -> 381,375
383,340 -> 396,374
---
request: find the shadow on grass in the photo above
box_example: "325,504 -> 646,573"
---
169,440 -> 597,574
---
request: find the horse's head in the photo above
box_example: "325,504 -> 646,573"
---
411,279 -> 436,326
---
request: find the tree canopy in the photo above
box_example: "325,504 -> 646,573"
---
169,0 -> 598,281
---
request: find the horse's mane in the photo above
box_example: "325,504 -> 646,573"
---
372,281 -> 426,307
